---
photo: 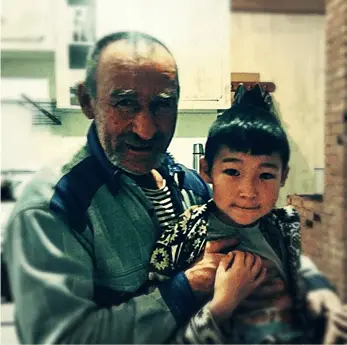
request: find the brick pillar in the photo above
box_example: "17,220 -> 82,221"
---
325,0 -> 347,301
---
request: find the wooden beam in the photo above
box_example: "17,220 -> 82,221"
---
231,72 -> 260,82
231,0 -> 325,15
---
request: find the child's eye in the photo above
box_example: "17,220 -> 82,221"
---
260,172 -> 276,180
223,169 -> 240,176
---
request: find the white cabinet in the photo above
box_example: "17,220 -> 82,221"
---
1,0 -> 55,51
55,0 -> 95,109
55,0 -> 231,110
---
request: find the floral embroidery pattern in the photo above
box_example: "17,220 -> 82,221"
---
150,248 -> 170,271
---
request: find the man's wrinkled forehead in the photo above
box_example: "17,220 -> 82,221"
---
98,39 -> 177,75
96,39 -> 178,97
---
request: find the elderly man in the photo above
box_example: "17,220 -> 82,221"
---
3,31 -> 226,344
3,31 -> 343,344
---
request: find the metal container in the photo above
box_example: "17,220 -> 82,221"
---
193,143 -> 204,172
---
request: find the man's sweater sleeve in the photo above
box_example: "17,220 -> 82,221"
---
168,303 -> 226,344
3,207 -> 196,344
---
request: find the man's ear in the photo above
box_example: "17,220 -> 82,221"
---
281,166 -> 290,187
77,82 -> 95,119
199,157 -> 212,184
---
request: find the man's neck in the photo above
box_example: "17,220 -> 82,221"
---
130,169 -> 165,190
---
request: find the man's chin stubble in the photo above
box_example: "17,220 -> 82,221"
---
106,151 -> 166,175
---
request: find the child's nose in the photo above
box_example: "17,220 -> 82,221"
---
239,180 -> 258,198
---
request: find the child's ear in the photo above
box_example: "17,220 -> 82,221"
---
199,157 -> 212,184
281,166 -> 290,187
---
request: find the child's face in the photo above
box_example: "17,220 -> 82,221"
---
201,146 -> 288,226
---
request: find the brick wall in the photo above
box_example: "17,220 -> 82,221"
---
288,0 -> 347,301
287,194 -> 336,286
325,0 -> 347,301
287,192 -> 346,300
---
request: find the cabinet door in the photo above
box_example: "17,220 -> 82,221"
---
1,0 -> 54,51
95,0 -> 231,110
55,0 -> 95,109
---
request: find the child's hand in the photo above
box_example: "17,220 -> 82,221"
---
323,304 -> 347,344
185,238 -> 239,302
307,289 -> 342,317
209,250 -> 266,323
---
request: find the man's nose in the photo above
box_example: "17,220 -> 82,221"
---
239,179 -> 258,198
132,108 -> 157,140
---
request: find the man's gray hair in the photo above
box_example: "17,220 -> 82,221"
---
84,31 -> 180,99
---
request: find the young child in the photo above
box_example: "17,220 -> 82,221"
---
148,89 -> 329,344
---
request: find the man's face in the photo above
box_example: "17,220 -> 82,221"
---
203,146 -> 288,226
91,40 -> 179,175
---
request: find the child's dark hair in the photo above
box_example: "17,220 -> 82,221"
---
204,85 -> 290,172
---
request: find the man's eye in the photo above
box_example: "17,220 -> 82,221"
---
115,99 -> 139,110
260,172 -> 276,180
151,99 -> 176,113
223,169 -> 240,176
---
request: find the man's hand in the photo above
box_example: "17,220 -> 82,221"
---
209,251 -> 266,323
185,238 -> 239,302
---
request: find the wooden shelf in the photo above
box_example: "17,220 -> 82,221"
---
231,73 -> 276,92
231,81 -> 276,92
231,0 -> 325,14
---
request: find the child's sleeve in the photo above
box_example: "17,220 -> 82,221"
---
149,205 -> 207,277
148,211 -> 189,277
274,206 -> 336,293
299,254 -> 337,293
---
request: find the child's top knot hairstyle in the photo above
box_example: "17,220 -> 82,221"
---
204,84 -> 290,172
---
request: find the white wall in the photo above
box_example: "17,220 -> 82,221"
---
169,112 -> 217,169
0,101 -> 87,170
230,13 -> 325,204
